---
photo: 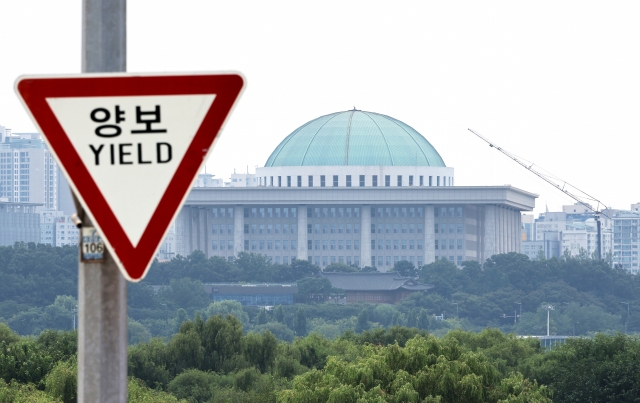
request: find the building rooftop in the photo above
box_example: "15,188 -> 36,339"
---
322,272 -> 433,292
265,110 -> 446,167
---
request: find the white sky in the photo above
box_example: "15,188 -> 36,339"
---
2,1 -> 639,215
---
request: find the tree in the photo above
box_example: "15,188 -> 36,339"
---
273,305 -> 285,324
417,308 -> 429,331
294,308 -> 307,336
355,309 -> 369,333
256,309 -> 268,325
323,263 -> 358,273
392,260 -> 417,278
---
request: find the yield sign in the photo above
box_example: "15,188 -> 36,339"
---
16,73 -> 244,281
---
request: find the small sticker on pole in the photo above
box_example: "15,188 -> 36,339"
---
81,227 -> 105,262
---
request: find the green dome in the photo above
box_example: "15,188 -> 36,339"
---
265,110 -> 446,167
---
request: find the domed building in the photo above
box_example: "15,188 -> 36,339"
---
176,110 -> 536,270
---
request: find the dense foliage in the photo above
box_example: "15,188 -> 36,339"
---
4,315 -> 640,402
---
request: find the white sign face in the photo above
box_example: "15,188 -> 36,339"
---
47,95 -> 215,247
16,73 -> 244,281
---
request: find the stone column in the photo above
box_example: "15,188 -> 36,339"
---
360,205 -> 371,268
189,207 -> 199,256
234,206 -> 244,257
297,206 -> 308,261
424,205 -> 435,264
501,207 -> 507,254
199,208 -> 208,256
506,208 -> 512,253
484,205 -> 496,259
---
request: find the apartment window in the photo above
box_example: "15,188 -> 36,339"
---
419,176 -> 424,186
437,176 -> 440,186
320,175 -> 325,187
244,240 -> 249,251
397,175 -> 402,186
359,175 -> 365,186
244,224 -> 249,234
409,176 -> 413,186
435,240 -> 439,250
297,176 -> 302,187
429,176 -> 432,186
287,176 -> 291,187
385,175 -> 390,187
307,224 -> 312,234
333,175 -> 338,187
457,239 -> 463,250
346,175 -> 352,187
277,176 -> 281,187
308,175 -> 313,187
270,176 -> 273,186
372,175 -> 378,187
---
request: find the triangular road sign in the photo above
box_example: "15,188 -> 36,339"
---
16,73 -> 244,281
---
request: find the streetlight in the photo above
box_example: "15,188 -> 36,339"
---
452,301 -> 459,319
621,302 -> 630,334
573,321 -> 579,336
543,305 -> 555,336
515,302 -> 522,322
501,310 -> 518,324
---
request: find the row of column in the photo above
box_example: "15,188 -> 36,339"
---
180,204 -> 523,265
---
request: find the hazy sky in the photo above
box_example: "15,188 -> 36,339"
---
2,1 -> 639,215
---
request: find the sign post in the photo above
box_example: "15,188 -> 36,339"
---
80,1 -> 127,401
15,2 -> 244,402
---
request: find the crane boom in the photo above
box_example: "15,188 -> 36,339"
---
468,128 -> 609,260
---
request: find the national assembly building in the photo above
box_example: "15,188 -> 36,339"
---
175,110 -> 536,270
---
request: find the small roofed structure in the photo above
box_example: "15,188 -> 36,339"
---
321,272 -> 433,304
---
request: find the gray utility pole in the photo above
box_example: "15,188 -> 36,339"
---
621,302 -> 630,334
544,305 -> 554,336
78,1 -> 128,402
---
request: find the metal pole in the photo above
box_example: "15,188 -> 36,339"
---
547,308 -> 550,336
78,1 -> 127,402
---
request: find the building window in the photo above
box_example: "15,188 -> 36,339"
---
297,176 -> 302,187
429,176 -> 432,186
287,176 -> 291,187
244,224 -> 249,234
409,176 -> 413,186
278,176 -> 282,187
457,239 -> 463,250
354,240 -> 360,250
372,175 -> 378,187
419,176 -> 424,186
309,175 -> 313,187
359,175 -> 365,186
397,175 -> 402,186
437,176 -> 440,186
346,175 -> 352,187
385,175 -> 390,187
333,175 -> 338,187
270,176 -> 273,186
320,175 -> 325,187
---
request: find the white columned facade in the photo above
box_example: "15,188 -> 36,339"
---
297,206 -> 308,261
424,205 -> 435,264
484,205 -> 497,259
360,205 -> 372,268
234,206 -> 244,256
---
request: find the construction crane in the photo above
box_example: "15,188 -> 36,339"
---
468,128 -> 610,260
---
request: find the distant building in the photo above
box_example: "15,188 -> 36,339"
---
0,129 -> 75,216
177,110 -> 536,269
38,210 -> 79,247
321,272 -> 433,304
611,209 -> 640,273
204,283 -> 298,306
0,200 -> 41,246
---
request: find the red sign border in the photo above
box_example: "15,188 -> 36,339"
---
16,73 -> 244,281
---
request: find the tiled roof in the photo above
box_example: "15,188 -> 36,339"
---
321,272 -> 433,292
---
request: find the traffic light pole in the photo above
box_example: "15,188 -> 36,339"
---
78,1 -> 128,402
